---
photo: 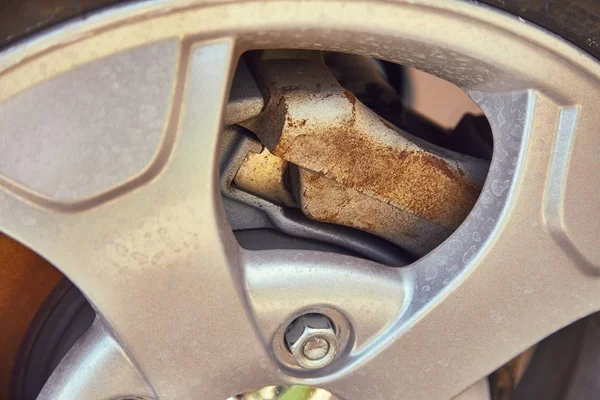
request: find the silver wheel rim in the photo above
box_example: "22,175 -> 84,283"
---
1,1 -> 600,399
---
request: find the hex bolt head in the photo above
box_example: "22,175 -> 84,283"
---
284,313 -> 339,369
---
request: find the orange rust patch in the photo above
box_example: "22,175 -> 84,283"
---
420,152 -> 458,182
285,116 -> 308,129
299,170 -> 378,233
248,55 -> 486,232
297,169 -> 453,254
275,124 -> 482,229
343,89 -> 356,105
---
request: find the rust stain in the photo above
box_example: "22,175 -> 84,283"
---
285,116 -> 308,129
420,152 -> 458,182
276,122 -> 482,229
300,170 -> 377,233
297,169 -> 452,255
343,89 -> 356,105
246,55 -> 487,234
281,85 -> 301,93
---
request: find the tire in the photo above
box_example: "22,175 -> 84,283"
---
479,0 -> 600,62
10,280 -> 95,400
1,0 -> 600,62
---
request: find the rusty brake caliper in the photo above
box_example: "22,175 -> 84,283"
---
237,51 -> 489,256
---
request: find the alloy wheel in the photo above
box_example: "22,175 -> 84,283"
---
1,1 -> 600,399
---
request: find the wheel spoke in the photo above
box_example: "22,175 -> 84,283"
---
1,38 -> 272,398
243,249 -> 410,358
38,319 -> 154,400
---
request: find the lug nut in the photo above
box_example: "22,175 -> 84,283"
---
284,313 -> 339,369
